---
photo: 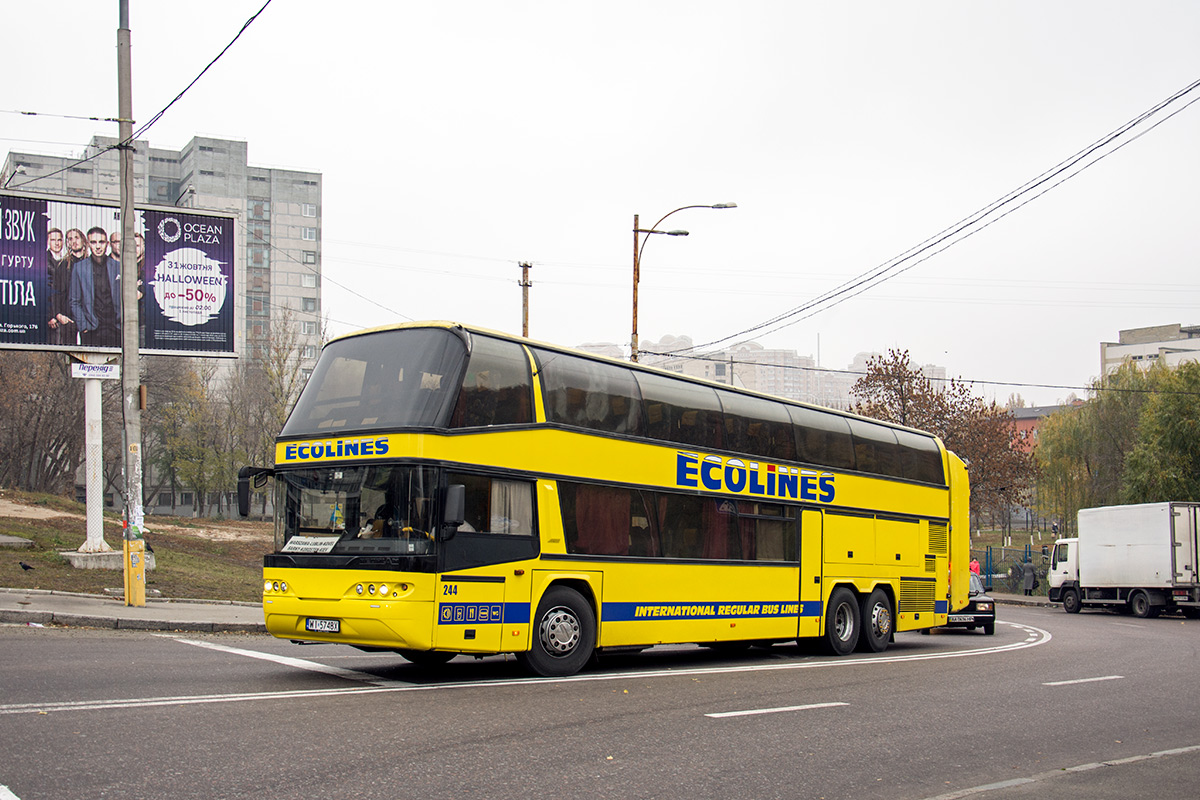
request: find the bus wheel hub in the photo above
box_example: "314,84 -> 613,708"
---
540,607 -> 581,655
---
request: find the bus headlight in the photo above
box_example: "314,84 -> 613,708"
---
272,581 -> 280,593
368,584 -> 377,595
378,584 -> 388,596
280,582 -> 288,593
264,580 -> 272,593
356,584 -> 364,595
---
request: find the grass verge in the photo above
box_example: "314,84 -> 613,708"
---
0,489 -> 271,603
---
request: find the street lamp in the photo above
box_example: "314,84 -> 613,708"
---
631,202 -> 736,362
2,165 -> 27,188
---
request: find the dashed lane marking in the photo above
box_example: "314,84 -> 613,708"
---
1043,674 -> 1124,686
706,701 -> 849,718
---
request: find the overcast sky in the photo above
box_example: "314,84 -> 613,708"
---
5,1 -> 1199,406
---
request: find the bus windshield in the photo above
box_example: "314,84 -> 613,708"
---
281,327 -> 468,437
274,465 -> 441,561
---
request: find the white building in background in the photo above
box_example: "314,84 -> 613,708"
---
1101,323 -> 1200,375
592,335 -> 947,411
2,135 -> 323,373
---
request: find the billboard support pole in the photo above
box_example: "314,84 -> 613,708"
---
117,0 -> 145,607
77,355 -> 114,554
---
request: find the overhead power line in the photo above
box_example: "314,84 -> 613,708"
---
642,349 -> 1200,398
5,1 -> 274,192
672,76 -> 1200,356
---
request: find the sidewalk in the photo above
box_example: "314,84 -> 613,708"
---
990,591 -> 1057,608
0,587 -> 266,633
0,586 -> 1053,633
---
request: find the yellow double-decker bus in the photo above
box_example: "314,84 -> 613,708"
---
240,322 -> 969,677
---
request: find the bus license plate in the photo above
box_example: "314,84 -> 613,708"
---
949,615 -> 973,623
306,618 -> 340,633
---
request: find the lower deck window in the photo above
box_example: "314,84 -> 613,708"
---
559,481 -> 797,562
450,472 -> 534,535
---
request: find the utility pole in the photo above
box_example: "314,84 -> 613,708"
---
118,0 -> 146,606
631,214 -> 640,362
518,261 -> 532,337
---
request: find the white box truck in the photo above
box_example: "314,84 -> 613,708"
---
1048,502 -> 1200,618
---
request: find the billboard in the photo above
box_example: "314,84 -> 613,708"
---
0,191 -> 236,356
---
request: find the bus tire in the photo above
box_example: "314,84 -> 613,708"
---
397,649 -> 456,667
857,588 -> 892,653
518,586 -> 596,677
1062,588 -> 1081,614
824,587 -> 861,656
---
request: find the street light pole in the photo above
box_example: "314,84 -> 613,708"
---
630,203 -> 736,363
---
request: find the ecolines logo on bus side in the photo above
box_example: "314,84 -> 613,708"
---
282,437 -> 390,461
675,451 -> 835,503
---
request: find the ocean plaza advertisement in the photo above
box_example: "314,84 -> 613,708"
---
0,191 -> 236,356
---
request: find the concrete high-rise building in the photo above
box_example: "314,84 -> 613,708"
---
1100,323 -> 1200,375
2,134 -> 322,373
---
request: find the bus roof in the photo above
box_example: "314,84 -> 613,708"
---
324,320 -> 946,443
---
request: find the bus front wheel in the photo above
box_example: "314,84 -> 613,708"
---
519,586 -> 596,677
824,587 -> 861,655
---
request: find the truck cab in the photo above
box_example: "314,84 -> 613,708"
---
1047,538 -> 1078,607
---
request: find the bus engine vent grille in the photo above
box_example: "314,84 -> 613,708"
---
924,555 -> 936,573
899,580 -> 936,613
928,522 -> 948,555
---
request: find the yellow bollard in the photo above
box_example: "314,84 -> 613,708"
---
124,537 -> 146,607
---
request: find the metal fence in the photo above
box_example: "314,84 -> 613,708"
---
971,545 -> 1050,596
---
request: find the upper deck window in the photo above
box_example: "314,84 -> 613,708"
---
790,405 -> 856,471
894,428 -> 945,485
282,328 -> 467,437
717,389 -> 796,462
535,349 -> 644,435
449,335 -> 534,427
635,371 -> 724,450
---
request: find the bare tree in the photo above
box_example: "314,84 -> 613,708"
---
852,349 -> 1033,530
0,352 -> 85,494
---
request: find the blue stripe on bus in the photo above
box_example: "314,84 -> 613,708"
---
936,600 -> 948,614
438,603 -> 531,625
602,601 -> 819,622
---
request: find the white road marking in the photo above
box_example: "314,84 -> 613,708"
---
0,784 -> 22,800
1042,675 -> 1124,686
706,701 -> 848,718
919,742 -> 1200,799
167,637 -> 409,687
0,620 -> 1050,716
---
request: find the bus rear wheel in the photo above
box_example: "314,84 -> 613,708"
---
824,587 -> 861,655
518,586 -> 596,677
857,588 -> 892,653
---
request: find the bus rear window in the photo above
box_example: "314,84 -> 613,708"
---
282,328 -> 467,436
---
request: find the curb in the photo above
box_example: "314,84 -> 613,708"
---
0,607 -> 266,633
0,587 -> 260,607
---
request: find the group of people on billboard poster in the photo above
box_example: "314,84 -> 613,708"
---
46,223 -> 144,347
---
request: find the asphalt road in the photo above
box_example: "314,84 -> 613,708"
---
2,605 -> 1199,800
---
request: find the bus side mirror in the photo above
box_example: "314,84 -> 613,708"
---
441,484 -> 465,541
237,466 -> 274,517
